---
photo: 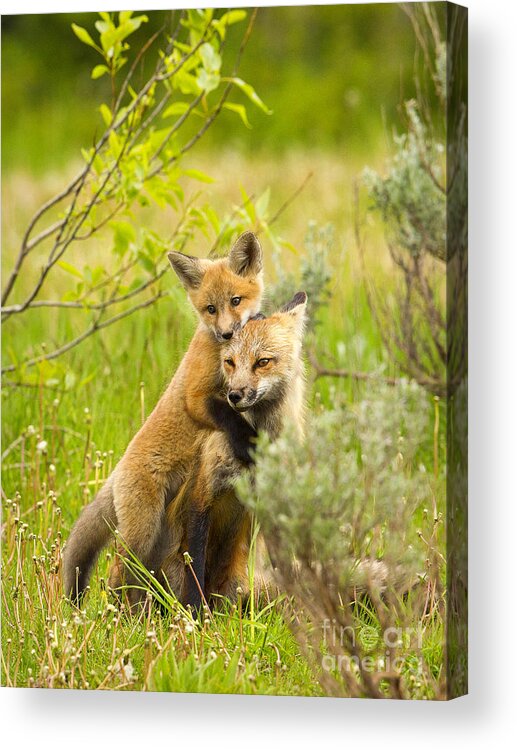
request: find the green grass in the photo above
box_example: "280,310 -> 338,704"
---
1,153 -> 447,696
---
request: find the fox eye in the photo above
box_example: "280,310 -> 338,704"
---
256,358 -> 271,368
231,296 -> 241,307
207,305 -> 216,315
224,358 -> 235,367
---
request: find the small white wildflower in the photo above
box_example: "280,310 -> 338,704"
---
36,440 -> 48,454
121,661 -> 135,682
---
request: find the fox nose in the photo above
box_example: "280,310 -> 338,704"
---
228,390 -> 243,405
222,331 -> 233,340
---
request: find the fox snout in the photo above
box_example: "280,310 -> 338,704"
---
214,317 -> 241,342
227,387 -> 256,411
214,327 -> 235,342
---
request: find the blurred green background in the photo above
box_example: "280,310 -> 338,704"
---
2,4 -> 421,173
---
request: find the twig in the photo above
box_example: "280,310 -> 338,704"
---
308,349 -> 400,386
308,349 -> 439,391
2,292 -> 165,373
266,171 -> 313,228
3,268 -> 167,313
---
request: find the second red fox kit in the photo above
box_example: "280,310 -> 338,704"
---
160,292 -> 308,609
63,232 -> 264,604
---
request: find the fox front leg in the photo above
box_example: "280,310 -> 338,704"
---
207,396 -> 257,466
185,504 -> 210,612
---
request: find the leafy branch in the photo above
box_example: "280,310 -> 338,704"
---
2,9 -> 283,379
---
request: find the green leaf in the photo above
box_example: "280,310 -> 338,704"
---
255,188 -> 270,220
214,10 -> 247,39
81,146 -> 103,174
61,289 -> 79,302
129,15 -> 148,31
223,102 -> 251,129
108,129 -> 122,158
226,77 -> 272,115
197,69 -> 220,94
145,178 -> 168,208
129,276 -> 144,292
91,266 -> 105,285
220,10 -> 247,25
111,220 -> 136,257
199,43 -> 221,74
57,260 -> 83,279
99,103 -> 113,126
205,206 -> 221,233
71,23 -> 98,50
92,64 -> 109,80
137,251 -> 155,273
79,371 -> 97,389
81,147 -> 93,164
278,237 -> 299,255
182,168 -> 215,184
240,187 -> 256,224
162,101 -> 190,119
118,10 -> 133,24
174,70 -> 201,96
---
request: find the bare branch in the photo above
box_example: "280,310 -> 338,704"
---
2,268 -> 167,314
266,171 -> 313,228
2,292 -> 166,374
307,348 -> 441,392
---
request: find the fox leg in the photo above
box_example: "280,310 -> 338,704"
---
183,433 -> 243,609
206,496 -> 251,604
184,503 -> 210,611
207,397 -> 257,466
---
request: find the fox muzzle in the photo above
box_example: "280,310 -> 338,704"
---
227,387 -> 257,411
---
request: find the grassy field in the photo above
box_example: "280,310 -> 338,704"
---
1,148 -> 446,697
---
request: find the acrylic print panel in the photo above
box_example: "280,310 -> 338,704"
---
1,2 -> 467,699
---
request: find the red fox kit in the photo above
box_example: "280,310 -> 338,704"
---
160,292 -> 308,609
63,232 -> 264,604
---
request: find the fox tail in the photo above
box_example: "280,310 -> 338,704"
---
62,480 -> 117,604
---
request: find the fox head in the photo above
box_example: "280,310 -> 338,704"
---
221,291 -> 307,412
168,232 -> 263,342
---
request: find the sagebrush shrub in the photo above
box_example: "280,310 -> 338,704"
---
239,381 -> 430,588
237,382 -> 442,698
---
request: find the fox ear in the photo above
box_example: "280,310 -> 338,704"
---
228,232 -> 263,276
280,291 -> 307,314
168,251 -> 204,290
280,291 -> 308,334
